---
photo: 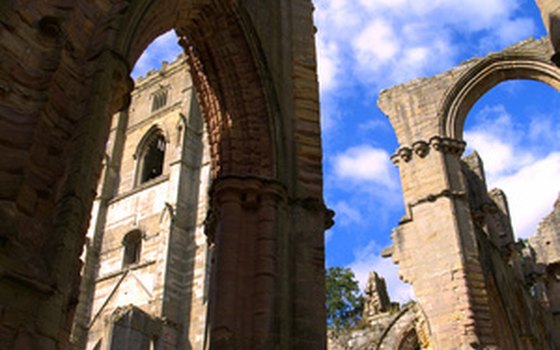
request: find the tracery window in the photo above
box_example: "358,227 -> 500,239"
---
151,89 -> 167,111
122,230 -> 142,267
137,130 -> 166,185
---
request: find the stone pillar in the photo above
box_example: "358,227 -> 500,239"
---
205,176 -> 329,349
290,197 -> 329,350
389,137 -> 497,349
207,177 -> 286,349
46,51 -> 132,350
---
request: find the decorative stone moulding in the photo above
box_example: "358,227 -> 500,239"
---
391,147 -> 413,164
391,136 -> 466,164
412,141 -> 430,158
429,136 -> 466,156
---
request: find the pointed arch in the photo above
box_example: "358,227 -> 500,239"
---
134,126 -> 168,185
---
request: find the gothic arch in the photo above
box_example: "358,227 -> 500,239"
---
439,44 -> 560,140
112,0 -> 279,179
378,37 -> 560,349
0,1 -> 325,348
133,126 -> 168,185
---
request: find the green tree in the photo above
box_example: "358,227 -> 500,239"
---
326,266 -> 364,331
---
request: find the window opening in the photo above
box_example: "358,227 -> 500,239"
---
151,90 -> 167,111
139,132 -> 165,184
122,230 -> 142,267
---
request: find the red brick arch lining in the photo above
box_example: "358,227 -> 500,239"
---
116,0 -> 276,179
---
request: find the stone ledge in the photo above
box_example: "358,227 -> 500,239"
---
96,260 -> 156,283
109,175 -> 169,204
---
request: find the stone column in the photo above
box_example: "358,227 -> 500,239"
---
46,50 -> 132,350
389,137 -> 497,349
205,176 -> 329,349
207,177 -> 287,349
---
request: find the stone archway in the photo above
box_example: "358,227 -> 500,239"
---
0,1 -> 327,349
438,47 -> 560,140
378,37 -> 560,349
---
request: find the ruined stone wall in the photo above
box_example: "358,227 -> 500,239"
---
378,37 -> 560,349
73,56 -> 212,350
461,152 -> 559,349
529,195 -> 560,322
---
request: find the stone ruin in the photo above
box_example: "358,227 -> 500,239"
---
2,0 -> 560,348
329,138 -> 560,349
363,272 -> 392,321
378,36 -> 560,349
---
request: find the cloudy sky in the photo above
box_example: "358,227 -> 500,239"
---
132,0 -> 560,304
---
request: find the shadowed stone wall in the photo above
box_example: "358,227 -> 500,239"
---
0,1 -> 327,348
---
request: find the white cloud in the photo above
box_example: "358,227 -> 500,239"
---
333,145 -> 397,188
465,105 -> 560,239
314,0 -> 536,91
464,105 -> 534,180
465,132 -> 519,177
528,115 -> 560,149
349,240 -> 415,304
495,17 -> 536,46
353,19 -> 400,66
316,38 -> 341,92
492,153 -> 560,238
333,201 -> 364,226
358,118 -> 390,132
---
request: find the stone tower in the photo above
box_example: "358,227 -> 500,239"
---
71,55 -> 212,350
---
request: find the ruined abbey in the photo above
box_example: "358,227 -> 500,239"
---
1,0 -> 560,349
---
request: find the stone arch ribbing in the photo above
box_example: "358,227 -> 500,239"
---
439,53 -> 560,140
113,0 -> 276,180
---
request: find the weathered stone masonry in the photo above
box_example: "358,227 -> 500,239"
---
378,37 -> 560,349
3,1 -> 560,349
0,1 -> 328,349
71,55 -> 212,350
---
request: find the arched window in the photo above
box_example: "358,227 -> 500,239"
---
151,89 -> 167,111
137,130 -> 166,185
122,230 -> 142,267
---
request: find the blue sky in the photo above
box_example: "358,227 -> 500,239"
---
131,0 -> 560,303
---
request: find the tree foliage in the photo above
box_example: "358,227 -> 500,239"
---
326,266 -> 364,331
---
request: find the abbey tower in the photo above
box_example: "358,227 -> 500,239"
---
71,55 -> 212,350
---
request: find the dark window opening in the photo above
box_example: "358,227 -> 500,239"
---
122,230 -> 142,267
140,134 -> 165,184
151,90 -> 167,111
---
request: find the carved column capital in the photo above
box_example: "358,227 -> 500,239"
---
204,176 -> 287,244
211,176 -> 287,208
392,136 -> 466,164
428,136 -> 466,156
